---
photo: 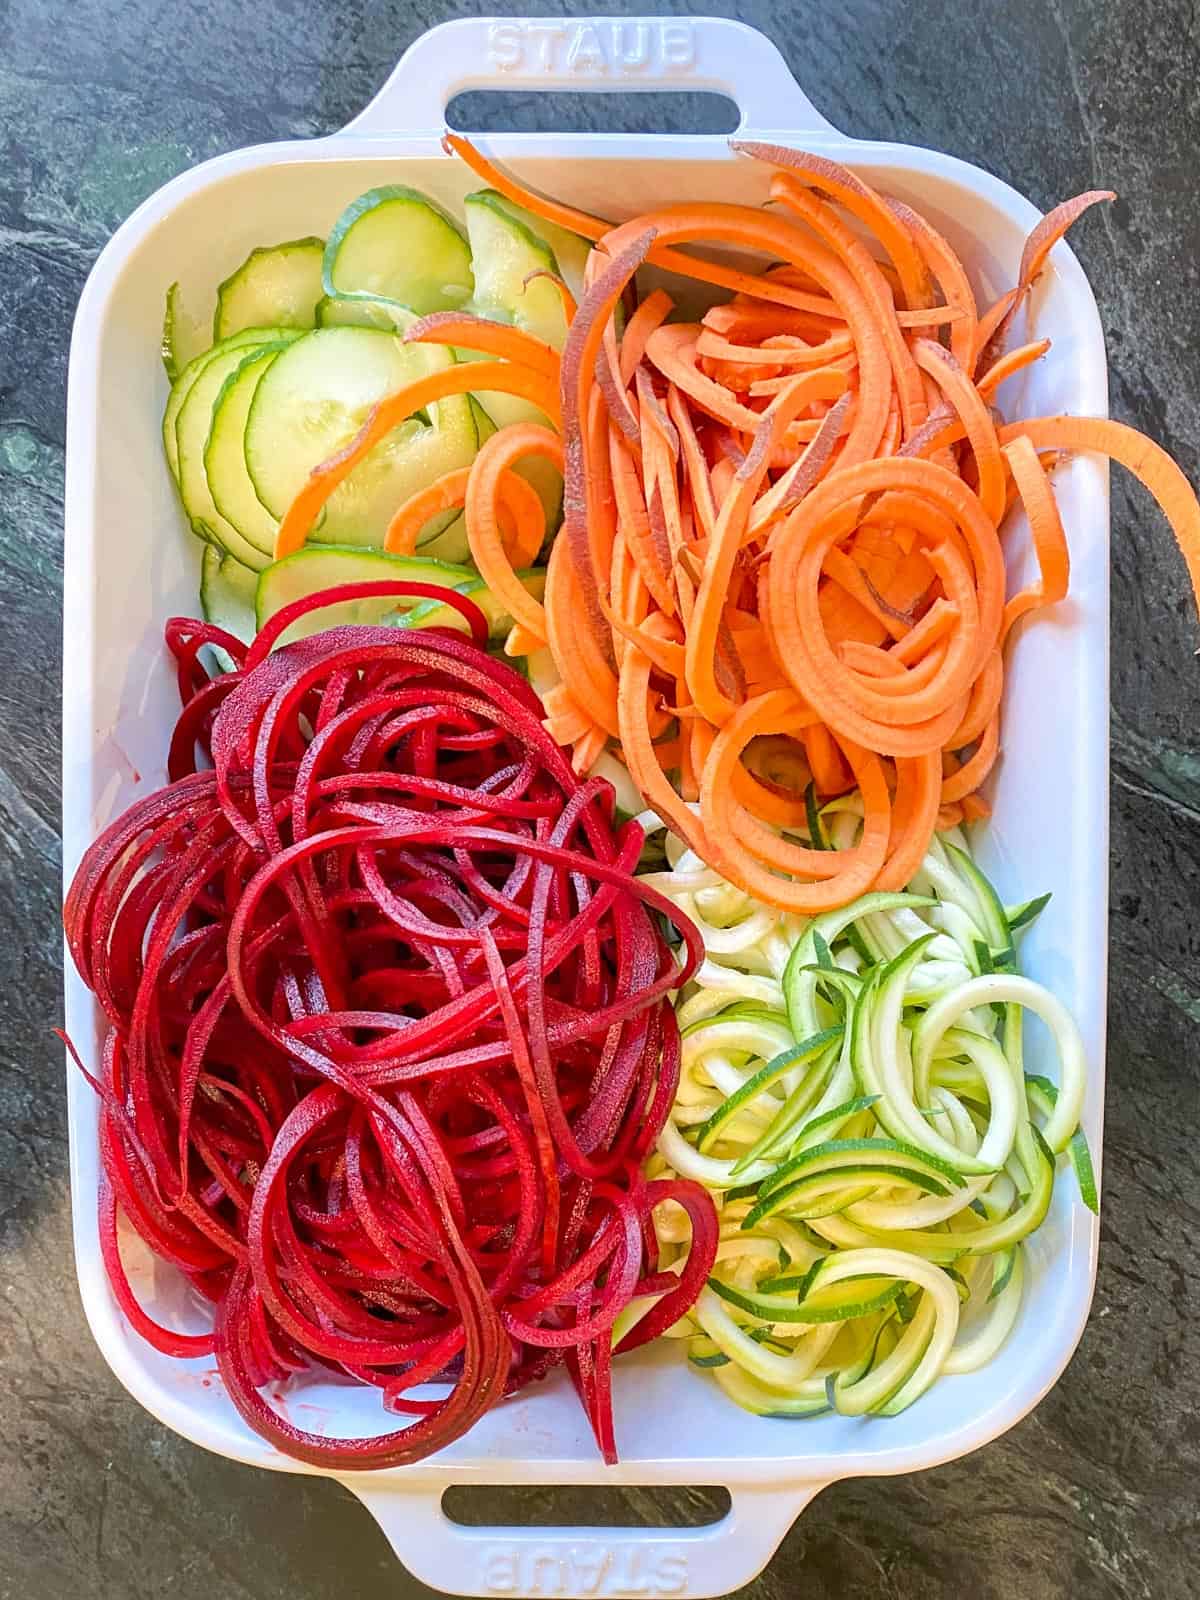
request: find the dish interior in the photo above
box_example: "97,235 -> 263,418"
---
64,141 -> 1107,1481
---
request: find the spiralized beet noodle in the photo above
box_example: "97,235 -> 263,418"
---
63,584 -> 718,1469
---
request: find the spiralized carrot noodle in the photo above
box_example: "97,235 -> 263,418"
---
266,139 -> 1200,912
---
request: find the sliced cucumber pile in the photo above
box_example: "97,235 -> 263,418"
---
641,821 -> 1095,1421
160,180 -> 591,654
173,328 -> 301,570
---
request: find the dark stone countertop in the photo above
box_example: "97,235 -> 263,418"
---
3,1 -> 1199,1595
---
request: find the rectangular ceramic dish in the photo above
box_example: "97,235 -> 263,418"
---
63,18 -> 1108,1597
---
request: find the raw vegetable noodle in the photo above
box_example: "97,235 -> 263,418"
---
335,137 -> 1194,913
78,126 -> 1200,1462
638,808 -> 1095,1418
63,584 -> 718,1468
172,143 -> 1200,921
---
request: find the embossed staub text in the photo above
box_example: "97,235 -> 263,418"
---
481,1543 -> 689,1597
486,20 -> 697,76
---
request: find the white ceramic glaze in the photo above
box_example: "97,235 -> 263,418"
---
63,18 -> 1108,1597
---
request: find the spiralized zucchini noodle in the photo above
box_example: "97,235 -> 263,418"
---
637,802 -> 1095,1420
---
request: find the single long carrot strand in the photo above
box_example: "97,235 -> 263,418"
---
885,197 -> 978,370
465,423 -> 562,643
913,339 -> 1006,523
619,290 -> 675,385
875,750 -> 944,890
406,311 -> 561,379
998,434 -> 1070,639
975,191 -> 1115,371
384,464 -> 544,563
977,338 -> 1051,400
544,532 -> 620,739
941,714 -> 1000,803
610,425 -> 675,617
1000,415 -> 1200,615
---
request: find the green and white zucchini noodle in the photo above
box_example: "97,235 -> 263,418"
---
637,807 -> 1096,1422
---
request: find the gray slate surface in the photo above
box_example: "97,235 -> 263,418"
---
2,0 -> 1199,1595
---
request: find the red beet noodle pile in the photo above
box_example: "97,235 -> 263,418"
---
63,583 -> 718,1468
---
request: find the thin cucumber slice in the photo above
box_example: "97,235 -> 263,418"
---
417,515 -> 471,565
256,545 -> 476,647
204,345 -> 290,556
465,190 -> 568,350
162,282 -> 210,379
176,330 -> 301,571
199,544 -> 257,646
244,326 -> 477,547
316,292 -> 417,333
323,186 -> 472,313
401,570 -> 546,642
470,395 -> 498,445
483,190 -> 592,302
213,237 -> 325,340
162,325 -> 271,483
454,193 -> 571,527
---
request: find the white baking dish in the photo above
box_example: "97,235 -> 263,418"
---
62,17 -> 1108,1597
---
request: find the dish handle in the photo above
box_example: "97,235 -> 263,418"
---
338,16 -> 840,139
344,1478 -> 826,1599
